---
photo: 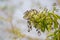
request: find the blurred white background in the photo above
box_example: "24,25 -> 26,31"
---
0,0 -> 60,40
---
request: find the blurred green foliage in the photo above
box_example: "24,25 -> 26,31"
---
23,5 -> 60,40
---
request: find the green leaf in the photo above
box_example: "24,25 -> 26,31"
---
56,14 -> 60,19
41,27 -> 45,32
48,33 -> 54,37
54,18 -> 58,29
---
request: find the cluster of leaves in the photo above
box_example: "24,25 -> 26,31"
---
23,8 -> 60,32
23,5 -> 60,40
47,29 -> 60,40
